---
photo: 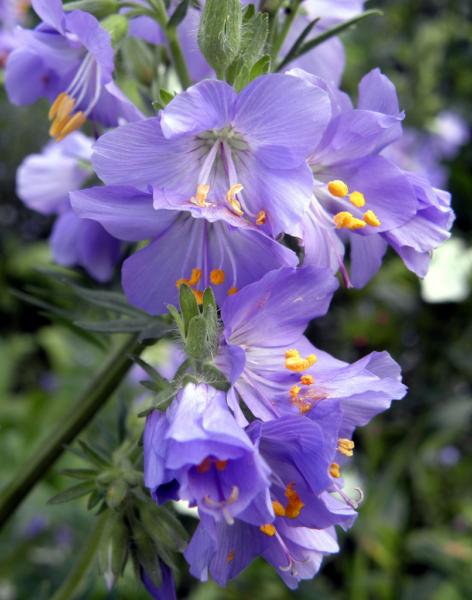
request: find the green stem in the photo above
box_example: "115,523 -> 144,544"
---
0,334 -> 143,530
270,0 -> 302,63
166,26 -> 192,89
50,511 -> 109,600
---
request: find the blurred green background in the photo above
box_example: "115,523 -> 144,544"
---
1,0 -> 472,598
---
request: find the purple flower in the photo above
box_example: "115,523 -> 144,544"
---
290,67 -> 454,286
143,383 -> 273,525
186,512 -> 340,589
216,266 -> 406,424
16,132 -> 121,282
0,0 -> 29,60
5,0 -> 141,140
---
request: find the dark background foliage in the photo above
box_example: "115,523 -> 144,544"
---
0,0 -> 471,598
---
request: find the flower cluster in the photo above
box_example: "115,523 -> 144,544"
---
5,0 -> 455,597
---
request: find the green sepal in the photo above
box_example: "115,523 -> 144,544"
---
98,512 -> 129,590
59,468 -> 98,481
47,481 -> 95,505
185,314 -> 209,360
132,525 -> 163,589
78,440 -> 111,468
198,0 -> 243,78
248,54 -> 271,80
100,14 -> 129,47
167,304 -> 185,338
87,489 -> 103,511
106,479 -> 129,510
179,284 -> 199,336
200,363 -> 231,391
140,504 -> 188,558
64,0 -> 119,19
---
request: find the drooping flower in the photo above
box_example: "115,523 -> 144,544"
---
5,0 -> 141,140
16,132 -> 121,282
289,67 -> 454,286
143,383 -> 273,526
216,266 -> 407,423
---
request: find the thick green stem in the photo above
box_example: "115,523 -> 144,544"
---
50,511 -> 110,600
166,27 -> 191,89
0,334 -> 143,530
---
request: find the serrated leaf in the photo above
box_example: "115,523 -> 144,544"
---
48,481 -> 95,505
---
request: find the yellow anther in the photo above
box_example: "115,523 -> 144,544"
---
226,183 -> 244,216
349,191 -> 366,208
329,463 -> 341,478
188,267 -> 202,286
272,500 -> 286,517
192,289 -> 204,304
333,211 -> 366,230
190,183 -> 210,207
284,483 -> 304,519
227,287 -> 238,296
255,210 -> 266,225
196,457 -> 212,474
363,209 -> 381,227
57,94 -> 75,122
53,111 -> 87,142
227,550 -> 235,563
215,459 -> 228,472
289,384 -> 301,399
285,352 -> 317,372
259,523 -> 277,537
285,349 -> 300,359
210,269 -> 225,285
328,179 -> 349,198
300,374 -> 314,385
48,92 -> 67,120
337,438 -> 355,457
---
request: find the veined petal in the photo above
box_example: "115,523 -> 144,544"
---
358,68 -> 400,116
32,0 -> 65,33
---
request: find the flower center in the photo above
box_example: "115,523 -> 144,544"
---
326,178 -> 381,230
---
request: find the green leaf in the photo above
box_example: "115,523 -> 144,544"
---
64,0 -> 119,19
179,284 -> 199,335
167,0 -> 190,28
48,482 -> 95,505
198,0 -> 243,78
74,318 -> 152,333
100,14 -> 129,46
78,440 -> 111,468
159,88 -> 176,106
140,504 -> 188,555
277,16 -> 320,69
276,9 -> 383,71
248,53 -> 271,80
87,489 -> 103,511
59,468 -> 98,481
132,356 -> 168,386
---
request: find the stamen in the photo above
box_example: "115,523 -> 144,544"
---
349,191 -> 366,208
226,184 -> 244,216
329,462 -> 341,478
337,438 -> 355,457
260,523 -> 277,537
57,94 -> 76,122
363,209 -> 381,227
227,287 -> 238,296
284,483 -> 304,519
333,211 -> 366,230
289,385 -> 301,399
176,267 -> 202,288
196,457 -> 212,474
190,184 -> 210,207
215,459 -> 228,471
48,92 -> 67,120
272,500 -> 286,517
210,269 -> 225,285
255,210 -> 266,225
227,550 -> 235,563
300,374 -> 314,385
328,179 -> 349,198
54,112 -> 86,142
192,289 -> 204,304
285,349 -> 317,372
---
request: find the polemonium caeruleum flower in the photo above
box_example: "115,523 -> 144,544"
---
71,73 -> 332,313
290,67 -> 454,286
144,383 -> 273,526
5,0 -> 141,140
216,267 -> 406,423
16,132 -> 121,282
185,403 -> 358,588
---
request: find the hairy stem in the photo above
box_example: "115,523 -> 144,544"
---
0,334 -> 143,530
